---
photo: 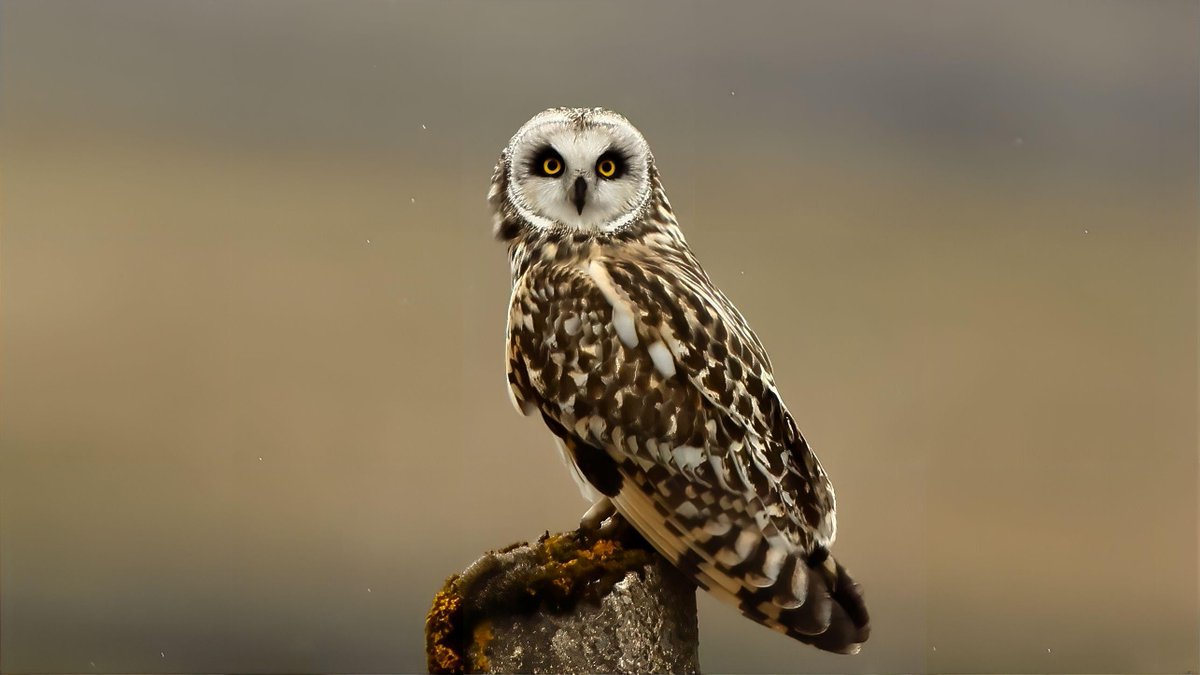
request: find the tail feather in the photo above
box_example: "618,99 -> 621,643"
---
742,549 -> 870,653
781,558 -> 871,652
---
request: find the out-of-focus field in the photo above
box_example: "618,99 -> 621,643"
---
1,1 -> 1196,672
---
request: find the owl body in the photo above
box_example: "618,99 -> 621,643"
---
492,108 -> 869,653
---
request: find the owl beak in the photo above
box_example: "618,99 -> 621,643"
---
572,176 -> 587,215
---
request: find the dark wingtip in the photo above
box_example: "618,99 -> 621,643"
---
832,561 -> 871,637
778,556 -> 870,653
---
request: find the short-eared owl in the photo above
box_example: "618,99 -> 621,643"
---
491,107 -> 870,653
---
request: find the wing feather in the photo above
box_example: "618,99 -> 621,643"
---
506,254 -> 867,651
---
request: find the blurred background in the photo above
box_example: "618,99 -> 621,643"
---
1,1 -> 1196,672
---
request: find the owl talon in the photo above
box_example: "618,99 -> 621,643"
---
596,511 -> 628,539
579,497 -> 616,533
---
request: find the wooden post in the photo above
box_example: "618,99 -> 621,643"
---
426,529 -> 699,674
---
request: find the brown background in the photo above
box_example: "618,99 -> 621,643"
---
1,1 -> 1197,672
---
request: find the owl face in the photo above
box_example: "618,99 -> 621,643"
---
502,108 -> 653,233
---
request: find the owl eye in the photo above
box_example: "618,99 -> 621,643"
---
532,147 -> 566,177
595,152 -> 624,179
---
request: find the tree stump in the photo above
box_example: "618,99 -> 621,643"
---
425,529 -> 699,674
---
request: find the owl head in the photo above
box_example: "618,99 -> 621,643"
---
491,107 -> 655,235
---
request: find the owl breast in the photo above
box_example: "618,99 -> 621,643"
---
505,247 -> 836,552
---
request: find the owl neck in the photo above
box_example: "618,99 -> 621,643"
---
497,172 -> 689,280
502,206 -> 688,282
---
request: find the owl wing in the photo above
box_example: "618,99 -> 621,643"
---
506,255 -> 869,652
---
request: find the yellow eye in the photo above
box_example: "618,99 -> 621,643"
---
542,157 -> 562,175
597,159 -> 617,178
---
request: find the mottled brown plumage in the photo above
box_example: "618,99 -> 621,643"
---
491,108 -> 869,653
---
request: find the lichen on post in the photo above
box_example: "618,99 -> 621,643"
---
425,529 -> 699,674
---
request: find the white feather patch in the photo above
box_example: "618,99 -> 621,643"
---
749,546 -> 788,588
671,445 -> 705,471
703,518 -> 733,537
675,501 -> 700,519
708,454 -> 734,491
587,260 -> 638,348
716,546 -> 746,567
647,340 -> 676,378
734,529 -> 761,561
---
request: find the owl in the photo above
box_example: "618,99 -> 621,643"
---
490,107 -> 870,654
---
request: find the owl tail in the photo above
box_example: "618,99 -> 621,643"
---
612,484 -> 870,654
687,540 -> 871,654
757,549 -> 871,653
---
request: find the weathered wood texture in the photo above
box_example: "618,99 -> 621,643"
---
426,530 -> 699,674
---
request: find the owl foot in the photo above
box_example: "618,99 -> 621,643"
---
579,499 -> 628,539
579,497 -> 616,532
595,511 -> 629,539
